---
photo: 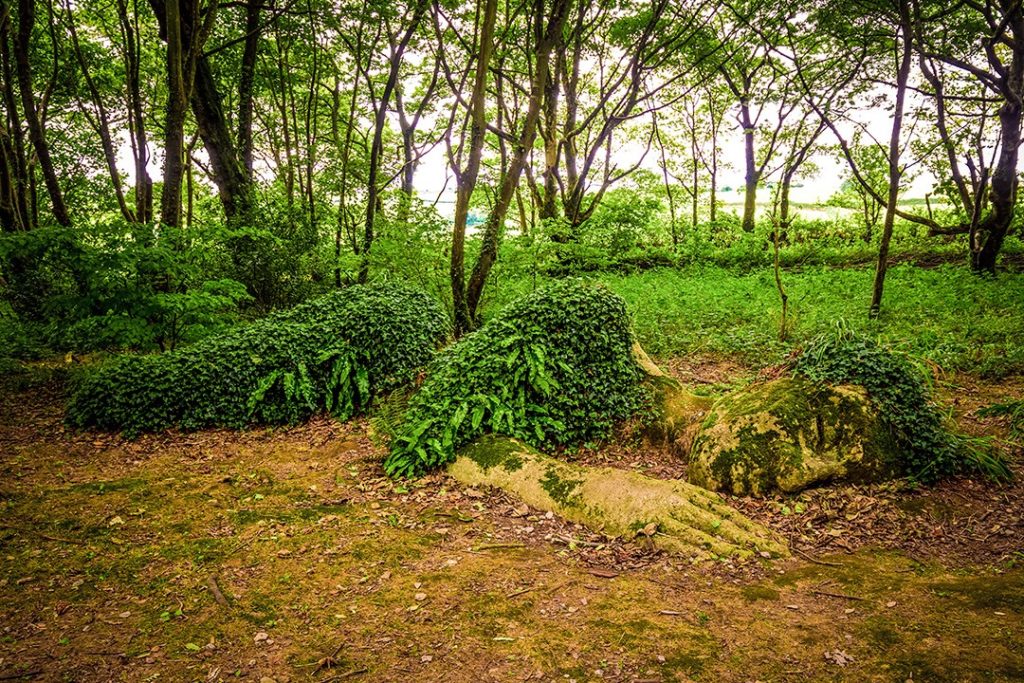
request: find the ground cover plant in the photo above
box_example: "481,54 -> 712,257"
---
383,281 -> 646,477
65,283 -> 448,435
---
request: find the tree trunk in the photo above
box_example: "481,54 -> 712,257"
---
356,0 -> 427,284
117,0 -> 152,222
870,4 -> 913,317
972,15 -> 1024,274
450,0 -> 497,335
156,0 -> 188,227
67,6 -> 135,222
464,0 -> 571,322
740,99 -> 757,232
237,0 -> 260,180
192,56 -> 252,220
539,61 -> 559,221
13,0 -> 69,226
0,1 -> 30,231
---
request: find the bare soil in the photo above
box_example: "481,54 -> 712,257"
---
1,362 -> 1022,683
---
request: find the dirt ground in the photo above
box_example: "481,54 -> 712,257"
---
1,362 -> 1022,683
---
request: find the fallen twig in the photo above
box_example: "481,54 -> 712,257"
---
811,589 -> 865,602
794,547 -> 843,567
0,523 -> 85,546
206,575 -> 229,607
473,543 -> 526,551
320,667 -> 368,681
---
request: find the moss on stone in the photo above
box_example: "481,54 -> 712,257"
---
448,434 -> 788,559
690,376 -> 902,495
462,434 -> 528,473
540,465 -> 584,508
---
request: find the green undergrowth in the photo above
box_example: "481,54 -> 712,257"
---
485,264 -> 1024,376
793,321 -> 1011,482
66,283 -> 449,435
383,280 -> 646,477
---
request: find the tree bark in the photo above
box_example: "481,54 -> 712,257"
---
237,0 -> 260,180
192,56 -> 252,220
66,5 -> 135,222
450,0 -> 497,335
154,0 -> 189,227
739,98 -> 757,232
117,0 -> 152,222
870,3 -> 913,317
464,0 -> 571,322
13,0 -> 70,226
0,0 -> 30,231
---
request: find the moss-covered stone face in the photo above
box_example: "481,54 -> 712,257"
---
688,377 -> 901,496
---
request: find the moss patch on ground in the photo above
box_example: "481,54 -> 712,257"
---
2,380 -> 1023,682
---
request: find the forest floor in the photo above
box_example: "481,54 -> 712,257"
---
1,360 -> 1023,683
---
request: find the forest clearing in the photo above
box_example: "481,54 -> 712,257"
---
3,0 -> 1024,680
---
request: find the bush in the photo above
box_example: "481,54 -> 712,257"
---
66,283 -> 449,436
793,321 -> 1009,481
0,222 -> 249,352
383,281 -> 646,477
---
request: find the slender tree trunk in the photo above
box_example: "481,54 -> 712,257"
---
237,0 -> 260,179
870,6 -> 913,317
451,0 -> 497,334
117,0 -> 152,222
67,7 -> 135,222
0,1 -> 30,230
192,56 -> 252,220
739,99 -> 756,232
465,0 -> 571,321
972,13 -> 1024,274
356,0 -> 428,283
157,0 -> 188,227
539,60 -> 559,221
13,0 -> 70,226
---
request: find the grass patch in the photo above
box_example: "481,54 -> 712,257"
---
486,264 -> 1024,375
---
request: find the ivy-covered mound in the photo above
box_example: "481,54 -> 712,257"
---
383,281 -> 646,477
792,323 -> 1007,481
690,322 -> 1009,495
67,283 -> 449,436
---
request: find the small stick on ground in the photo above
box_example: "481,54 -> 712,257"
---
794,547 -> 843,567
0,670 -> 43,681
206,575 -> 229,607
811,589 -> 865,601
473,543 -> 526,551
0,523 -> 85,546
320,667 -> 368,681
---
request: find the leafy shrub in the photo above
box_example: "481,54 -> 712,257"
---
0,222 -> 249,352
66,283 -> 449,436
978,400 -> 1024,441
793,321 -> 1009,481
383,281 -> 646,477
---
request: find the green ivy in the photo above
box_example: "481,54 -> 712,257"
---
793,321 -> 1008,482
66,283 -> 449,436
383,281 -> 646,477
